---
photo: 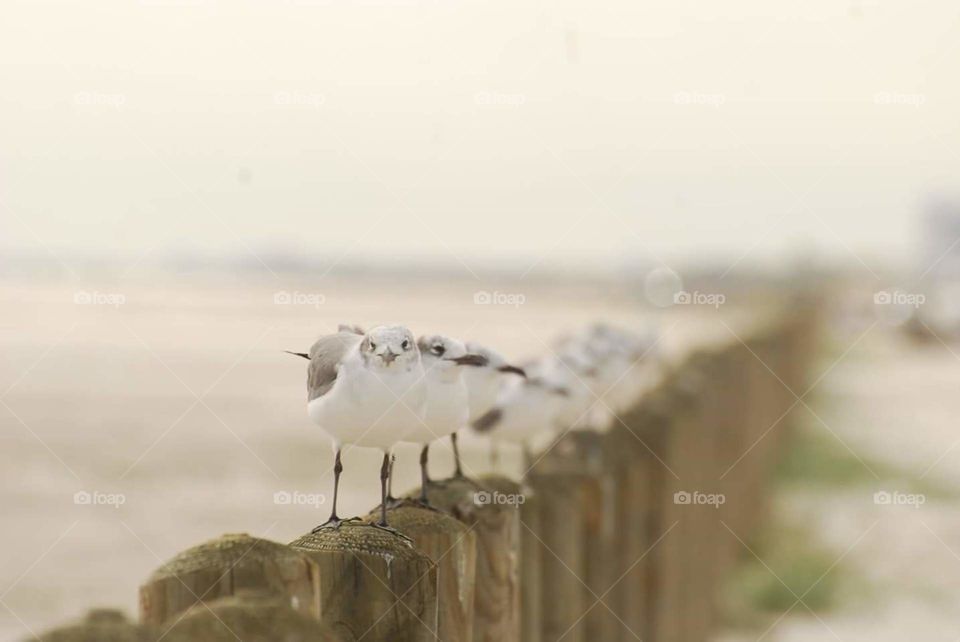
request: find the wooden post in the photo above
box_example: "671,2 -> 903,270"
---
519,482 -> 543,642
138,533 -> 320,628
598,418 -> 640,641
555,429 -> 620,642
681,350 -> 729,642
525,466 -> 587,642
289,523 -> 438,642
425,475 -> 522,642
700,347 -> 744,617
163,590 -> 347,641
606,403 -> 670,642
28,609 -> 154,642
671,358 -> 712,642
381,503 -> 478,642
646,370 -> 699,642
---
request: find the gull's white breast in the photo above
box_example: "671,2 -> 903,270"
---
308,357 -> 427,451
404,369 -> 469,445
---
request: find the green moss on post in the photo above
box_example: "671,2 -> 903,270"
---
164,591 -> 346,642
138,533 -> 320,628
25,609 -> 154,642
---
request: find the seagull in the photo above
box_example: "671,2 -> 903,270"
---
541,347 -> 603,432
449,341 -> 526,477
470,358 -> 569,468
397,334 -> 472,505
287,324 -> 426,538
575,323 -> 660,416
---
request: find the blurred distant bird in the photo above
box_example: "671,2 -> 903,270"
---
287,324 -> 426,539
450,342 -> 526,477
470,358 -> 569,466
583,322 -> 659,414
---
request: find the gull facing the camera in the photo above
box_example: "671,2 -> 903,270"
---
288,324 -> 426,538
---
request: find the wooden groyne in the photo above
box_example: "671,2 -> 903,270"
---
31,301 -> 819,642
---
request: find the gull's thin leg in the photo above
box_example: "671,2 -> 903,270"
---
386,453 -> 397,503
451,432 -> 464,478
370,452 -> 412,542
379,451 -> 390,525
330,448 -> 343,520
312,448 -> 360,533
419,444 -> 430,503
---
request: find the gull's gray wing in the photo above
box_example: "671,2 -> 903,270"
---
307,332 -> 363,402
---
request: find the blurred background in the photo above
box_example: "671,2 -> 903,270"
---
2,0 -> 960,640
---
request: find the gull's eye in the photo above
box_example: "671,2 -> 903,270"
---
401,339 -> 410,350
369,342 -> 377,351
431,344 -> 445,356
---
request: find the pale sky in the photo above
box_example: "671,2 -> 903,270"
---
2,0 -> 959,275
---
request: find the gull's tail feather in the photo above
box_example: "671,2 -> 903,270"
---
284,350 -> 310,360
338,324 -> 365,335
497,364 -> 527,378
472,407 -> 503,433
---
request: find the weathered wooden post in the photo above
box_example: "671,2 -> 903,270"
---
519,481 -> 543,642
681,349 -> 731,642
601,411 -> 645,642
379,503 -> 478,642
549,429 -> 621,641
613,401 -> 672,642
526,460 -> 587,642
164,590 -> 347,641
289,524 -> 438,642
139,533 -> 320,628
425,475 -> 522,642
635,386 -> 673,642
703,346 -> 746,604
27,609 -> 154,642
646,364 -> 705,642
672,356 -> 713,642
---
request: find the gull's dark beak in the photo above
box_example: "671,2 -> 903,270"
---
497,364 -> 526,378
285,351 -> 309,360
445,354 -> 489,367
381,349 -> 398,364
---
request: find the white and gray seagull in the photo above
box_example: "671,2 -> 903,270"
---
449,341 -> 526,478
469,356 -> 569,468
397,334 -> 473,505
287,324 -> 426,538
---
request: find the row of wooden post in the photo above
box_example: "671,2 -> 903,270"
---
32,304 -> 818,642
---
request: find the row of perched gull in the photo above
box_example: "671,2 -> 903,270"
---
288,322 -> 657,537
